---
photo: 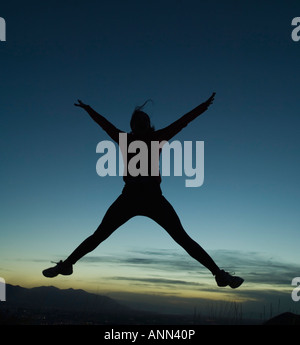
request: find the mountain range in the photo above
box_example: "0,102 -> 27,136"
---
1,284 -> 298,325
3,284 -> 129,314
0,284 -> 193,325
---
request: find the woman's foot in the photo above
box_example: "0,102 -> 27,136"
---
215,269 -> 244,288
42,260 -> 73,278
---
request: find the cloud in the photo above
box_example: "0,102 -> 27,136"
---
81,249 -> 205,273
46,246 -> 299,313
80,255 -> 124,264
111,276 -> 206,287
33,246 -> 300,317
80,248 -> 300,286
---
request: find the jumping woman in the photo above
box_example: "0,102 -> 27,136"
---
43,92 -> 244,289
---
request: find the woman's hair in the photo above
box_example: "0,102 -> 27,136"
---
130,99 -> 154,134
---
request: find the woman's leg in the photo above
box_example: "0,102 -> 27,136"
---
43,191 -> 138,277
146,196 -> 220,276
64,193 -> 135,265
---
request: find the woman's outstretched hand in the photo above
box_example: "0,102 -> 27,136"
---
189,92 -> 215,118
74,99 -> 89,109
203,92 -> 216,108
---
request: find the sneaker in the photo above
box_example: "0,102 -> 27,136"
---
215,269 -> 244,289
42,260 -> 73,278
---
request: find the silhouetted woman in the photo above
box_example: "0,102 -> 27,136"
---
43,93 -> 244,288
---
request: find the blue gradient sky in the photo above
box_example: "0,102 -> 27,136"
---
1,1 -> 300,318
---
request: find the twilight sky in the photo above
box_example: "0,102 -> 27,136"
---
1,0 -> 300,318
